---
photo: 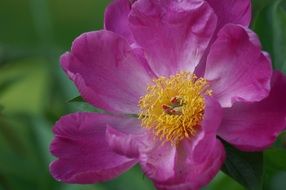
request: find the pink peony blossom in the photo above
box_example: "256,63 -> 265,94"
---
49,0 -> 286,189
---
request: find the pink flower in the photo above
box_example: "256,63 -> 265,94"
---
49,0 -> 286,189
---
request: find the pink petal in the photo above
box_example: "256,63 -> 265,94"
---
104,0 -> 134,43
155,140 -> 225,190
140,97 -> 225,190
129,0 -> 217,76
61,30 -> 155,114
207,0 -> 251,29
106,118 -> 153,158
218,71 -> 286,151
195,0 -> 252,77
49,113 -> 137,183
205,24 -> 272,107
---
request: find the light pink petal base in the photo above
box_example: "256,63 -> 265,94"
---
106,118 -> 154,158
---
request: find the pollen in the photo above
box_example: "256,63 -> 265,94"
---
138,72 -> 212,145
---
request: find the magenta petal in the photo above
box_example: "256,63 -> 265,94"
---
49,113 -> 137,183
194,0 -> 251,77
205,24 -> 272,107
106,118 -> 153,158
154,140 -> 225,190
140,97 -> 225,190
61,30 -> 155,114
207,0 -> 251,29
218,71 -> 286,151
104,0 -> 134,43
129,0 -> 217,76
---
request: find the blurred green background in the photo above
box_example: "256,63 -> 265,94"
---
0,0 -> 286,190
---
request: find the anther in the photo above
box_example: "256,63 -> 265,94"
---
138,72 -> 212,144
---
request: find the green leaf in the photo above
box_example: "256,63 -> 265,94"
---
221,141 -> 264,190
263,148 -> 286,190
252,0 -> 286,71
68,96 -> 104,113
204,172 -> 244,190
67,96 -> 85,103
252,0 -> 277,19
272,131 -> 286,148
272,0 -> 286,72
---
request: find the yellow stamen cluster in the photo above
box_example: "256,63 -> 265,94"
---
138,72 -> 212,145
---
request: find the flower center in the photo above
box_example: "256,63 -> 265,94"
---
138,72 -> 212,145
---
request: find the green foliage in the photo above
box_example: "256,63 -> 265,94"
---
0,0 -> 286,190
263,147 -> 286,190
68,96 -> 104,113
221,141 -> 263,190
252,0 -> 286,71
